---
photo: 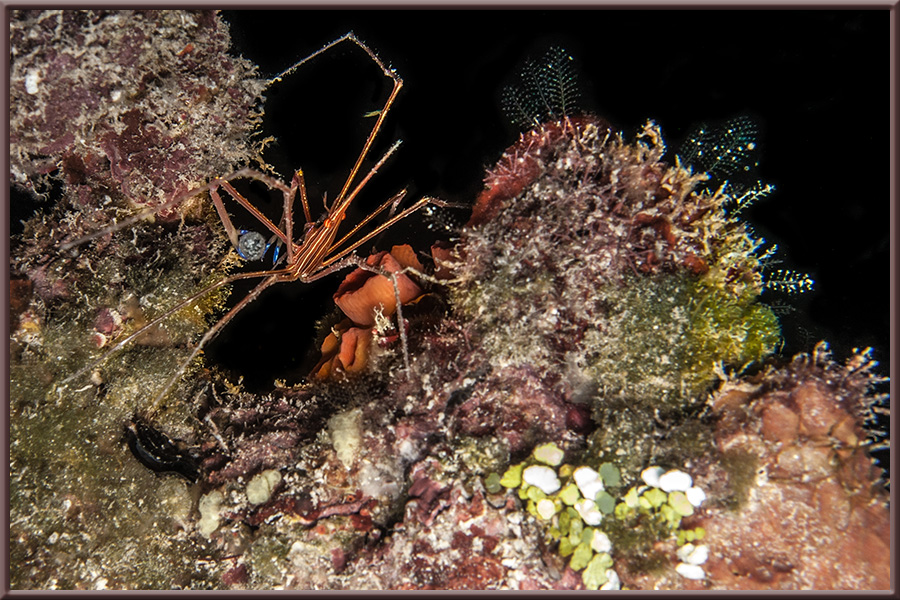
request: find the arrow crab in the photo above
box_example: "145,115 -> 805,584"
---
60,33 -> 442,421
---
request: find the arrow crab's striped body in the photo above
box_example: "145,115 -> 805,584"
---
61,33 -> 441,414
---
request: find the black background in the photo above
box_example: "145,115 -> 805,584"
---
209,9 -> 890,414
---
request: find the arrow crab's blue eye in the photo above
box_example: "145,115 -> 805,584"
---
57,33 -> 435,427
238,230 -> 267,261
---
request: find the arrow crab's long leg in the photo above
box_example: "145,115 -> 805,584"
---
62,32 -> 441,411
60,265 -> 293,389
143,273 -> 281,416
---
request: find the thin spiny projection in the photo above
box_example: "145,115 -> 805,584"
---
501,46 -> 581,130
678,115 -> 760,185
677,116 -> 814,296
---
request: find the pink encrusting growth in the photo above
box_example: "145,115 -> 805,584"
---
469,116 -> 610,226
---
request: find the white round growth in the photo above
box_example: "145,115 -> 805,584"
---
601,569 -> 621,590
677,543 -> 709,566
675,563 -> 706,580
246,469 -> 282,505
574,498 -> 603,526
25,69 -> 40,95
533,442 -> 565,466
198,490 -> 225,539
641,466 -> 665,487
658,469 -> 693,492
522,465 -> 561,494
536,498 -> 557,520
573,466 -> 604,500
686,486 -> 707,507
590,530 -> 612,553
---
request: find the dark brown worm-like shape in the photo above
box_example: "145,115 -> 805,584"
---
123,416 -> 200,483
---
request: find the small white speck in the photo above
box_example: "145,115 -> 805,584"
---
536,498 -> 557,520
573,466 -> 603,500
590,530 -> 612,553
641,466 -> 665,488
25,69 -> 40,94
675,562 -> 706,580
522,465 -> 560,495
533,443 -> 564,466
574,498 -> 603,525
600,569 -> 621,590
658,469 -> 693,492
677,543 -> 709,565
686,486 -> 706,507
398,439 -> 417,461
111,89 -> 122,102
